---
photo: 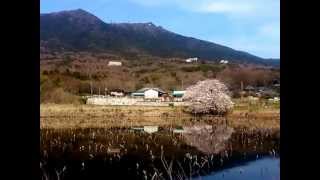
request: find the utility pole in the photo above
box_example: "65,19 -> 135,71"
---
181,79 -> 184,90
240,81 -> 244,100
87,64 -> 93,96
90,81 -> 93,95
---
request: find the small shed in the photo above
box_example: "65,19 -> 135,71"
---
109,89 -> 125,97
172,91 -> 186,97
244,85 -> 255,91
108,61 -> 122,66
273,83 -> 280,87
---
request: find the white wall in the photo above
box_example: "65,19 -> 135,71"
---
144,89 -> 159,99
108,61 -> 122,66
86,97 -> 190,106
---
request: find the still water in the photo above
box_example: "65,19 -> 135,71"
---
40,121 -> 279,180
202,157 -> 279,180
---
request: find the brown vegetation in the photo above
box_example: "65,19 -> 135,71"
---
40,52 -> 279,104
40,102 -> 279,130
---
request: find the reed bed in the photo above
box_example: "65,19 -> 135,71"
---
40,126 -> 279,180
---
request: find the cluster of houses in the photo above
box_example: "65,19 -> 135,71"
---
242,81 -> 280,101
108,58 -> 230,66
108,58 -> 231,66
184,57 -> 230,65
107,87 -> 186,102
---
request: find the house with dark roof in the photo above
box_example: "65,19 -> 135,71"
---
244,85 -> 255,91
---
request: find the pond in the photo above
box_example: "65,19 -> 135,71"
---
202,157 -> 279,180
40,121 -> 279,180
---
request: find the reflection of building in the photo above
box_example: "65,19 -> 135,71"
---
131,88 -> 166,99
143,126 -> 158,133
131,126 -> 159,133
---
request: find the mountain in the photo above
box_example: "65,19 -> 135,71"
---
40,9 -> 279,66
265,58 -> 280,67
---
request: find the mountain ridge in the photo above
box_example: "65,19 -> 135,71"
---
40,9 -> 279,66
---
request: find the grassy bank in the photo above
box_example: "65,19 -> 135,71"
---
41,99 -> 279,130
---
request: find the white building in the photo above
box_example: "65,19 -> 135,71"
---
144,89 -> 159,99
219,60 -> 229,64
186,57 -> 198,63
131,88 -> 166,99
108,61 -> 122,66
110,91 -> 124,97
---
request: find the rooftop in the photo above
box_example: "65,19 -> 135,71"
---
136,87 -> 166,93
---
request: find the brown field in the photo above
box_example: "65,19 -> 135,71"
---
40,100 -> 279,130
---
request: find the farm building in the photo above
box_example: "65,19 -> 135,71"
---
185,57 -> 198,63
244,85 -> 255,91
109,89 -> 125,97
220,60 -> 229,64
108,61 -> 122,66
131,88 -> 167,99
273,83 -> 280,88
172,91 -> 186,97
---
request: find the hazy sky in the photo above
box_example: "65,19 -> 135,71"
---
40,0 -> 280,59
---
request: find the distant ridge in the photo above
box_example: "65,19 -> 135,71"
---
40,9 -> 279,66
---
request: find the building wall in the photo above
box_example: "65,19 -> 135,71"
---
144,89 -> 159,99
108,61 -> 122,66
86,97 -> 190,106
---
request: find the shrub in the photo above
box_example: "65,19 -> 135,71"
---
181,66 -> 200,72
42,70 -> 49,75
72,71 -> 89,80
140,77 -> 150,84
150,74 -> 160,82
170,72 -> 177,77
53,77 -> 62,87
40,88 -> 82,104
136,68 -> 149,74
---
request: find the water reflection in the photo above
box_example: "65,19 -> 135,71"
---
40,120 -> 279,180
182,124 -> 234,154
